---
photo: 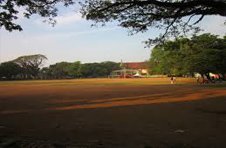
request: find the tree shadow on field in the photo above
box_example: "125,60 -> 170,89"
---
46,88 -> 226,112
197,108 -> 226,115
0,84 -> 226,114
195,96 -> 226,115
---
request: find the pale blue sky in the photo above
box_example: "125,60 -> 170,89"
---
0,5 -> 225,66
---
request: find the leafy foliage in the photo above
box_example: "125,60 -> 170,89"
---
80,0 -> 226,45
13,54 -> 47,78
40,61 -> 120,79
149,33 -> 226,76
0,55 -> 121,80
44,61 -> 82,79
1,0 -> 225,45
0,61 -> 22,79
79,61 -> 120,78
0,0 -> 74,31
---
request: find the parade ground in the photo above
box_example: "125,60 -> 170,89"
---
0,78 -> 226,147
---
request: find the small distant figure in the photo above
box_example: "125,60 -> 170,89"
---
211,76 -> 215,83
170,76 -> 174,84
197,76 -> 201,84
203,78 -> 209,84
173,77 -> 176,84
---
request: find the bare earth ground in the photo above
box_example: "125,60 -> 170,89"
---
0,78 -> 226,148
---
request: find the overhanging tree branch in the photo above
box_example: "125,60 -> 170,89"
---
0,0 -> 74,31
80,0 -> 226,45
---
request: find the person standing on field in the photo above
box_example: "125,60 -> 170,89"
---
173,77 -> 176,84
170,77 -> 174,84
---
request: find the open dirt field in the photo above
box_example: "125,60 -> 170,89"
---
0,78 -> 226,147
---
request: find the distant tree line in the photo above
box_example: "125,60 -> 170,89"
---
0,55 -> 120,80
41,61 -> 120,79
1,33 -> 225,80
149,33 -> 226,79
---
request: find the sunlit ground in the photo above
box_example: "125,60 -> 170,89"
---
0,78 -> 226,147
0,78 -> 225,113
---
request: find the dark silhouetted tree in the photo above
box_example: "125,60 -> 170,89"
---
80,0 -> 226,44
0,0 -> 74,31
13,54 -> 47,79
0,61 -> 22,79
80,62 -> 120,78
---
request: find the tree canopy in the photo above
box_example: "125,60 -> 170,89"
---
80,0 -> 226,44
149,33 -> 226,77
0,0 -> 74,31
13,54 -> 47,78
1,0 -> 225,44
0,54 -> 121,80
0,61 -> 22,79
45,61 -> 81,79
39,61 -> 121,79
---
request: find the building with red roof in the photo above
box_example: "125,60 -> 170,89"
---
123,62 -> 148,70
110,62 -> 149,78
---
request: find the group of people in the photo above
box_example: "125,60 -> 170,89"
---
169,74 -> 224,85
196,76 -> 223,84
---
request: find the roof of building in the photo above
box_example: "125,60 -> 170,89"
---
123,62 -> 148,69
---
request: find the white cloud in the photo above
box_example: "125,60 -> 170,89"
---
55,12 -> 82,25
34,12 -> 82,27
